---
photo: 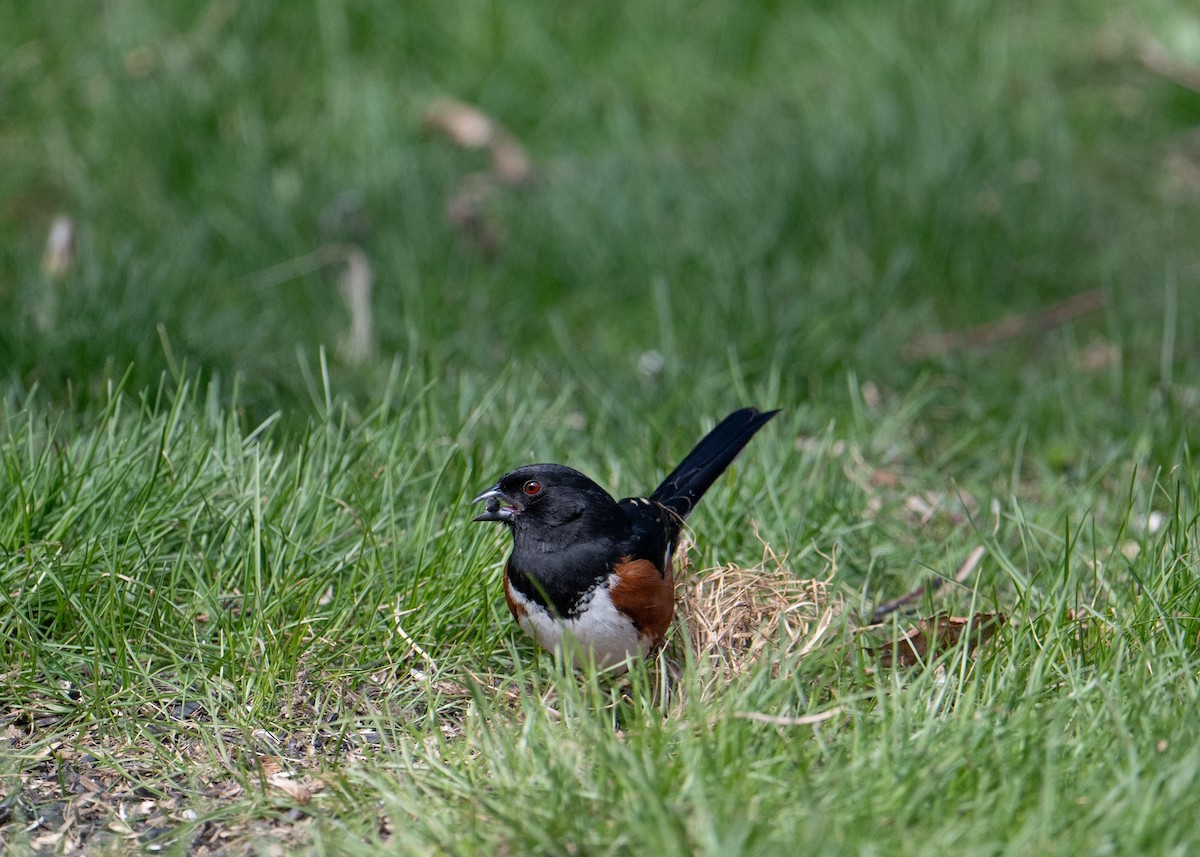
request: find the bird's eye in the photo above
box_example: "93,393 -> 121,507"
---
523,480 -> 542,496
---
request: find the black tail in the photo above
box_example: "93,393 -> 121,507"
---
649,408 -> 779,521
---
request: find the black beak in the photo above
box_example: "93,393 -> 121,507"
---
471,485 -> 515,523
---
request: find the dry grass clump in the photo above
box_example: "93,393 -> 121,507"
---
673,535 -> 840,682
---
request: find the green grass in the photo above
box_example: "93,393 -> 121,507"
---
2,0 -> 1200,853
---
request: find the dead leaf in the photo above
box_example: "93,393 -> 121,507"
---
870,468 -> 900,488
904,493 -> 937,524
31,831 -> 64,849
108,817 -> 136,836
424,100 -> 533,187
860,381 -> 881,411
266,772 -> 312,804
1165,148 -> 1200,199
424,99 -> 496,149
490,132 -> 533,185
41,215 -> 75,279
1074,335 -> 1120,373
76,773 -> 104,794
865,612 -> 1005,668
336,245 -> 374,364
424,97 -> 534,254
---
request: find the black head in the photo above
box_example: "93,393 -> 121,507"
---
471,463 -> 621,534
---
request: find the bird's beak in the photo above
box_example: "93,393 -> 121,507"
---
471,485 -> 515,523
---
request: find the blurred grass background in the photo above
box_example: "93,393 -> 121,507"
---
4,0 -> 1196,409
3,0 -> 1200,853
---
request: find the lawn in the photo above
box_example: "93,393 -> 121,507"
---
2,0 -> 1200,853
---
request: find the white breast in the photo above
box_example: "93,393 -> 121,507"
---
507,581 -> 648,671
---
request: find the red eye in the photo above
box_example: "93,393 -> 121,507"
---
523,480 -> 542,496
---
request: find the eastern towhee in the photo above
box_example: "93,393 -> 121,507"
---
472,407 -> 778,669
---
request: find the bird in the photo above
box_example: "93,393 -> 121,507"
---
471,407 -> 779,670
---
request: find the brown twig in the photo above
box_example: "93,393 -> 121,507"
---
904,289 -> 1106,360
733,707 -> 842,726
870,545 -> 985,623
